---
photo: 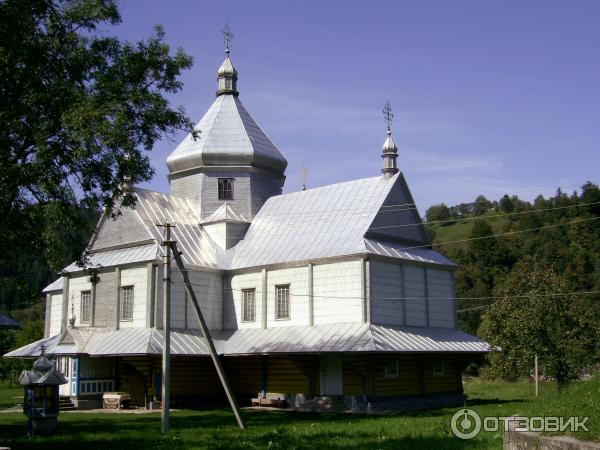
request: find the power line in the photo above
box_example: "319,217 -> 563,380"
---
371,200 -> 600,230
456,290 -> 600,313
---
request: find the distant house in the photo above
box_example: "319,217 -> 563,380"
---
0,313 -> 19,329
5,40 -> 489,410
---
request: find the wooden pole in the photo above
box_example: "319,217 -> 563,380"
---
169,241 -> 245,429
534,354 -> 539,398
159,223 -> 173,434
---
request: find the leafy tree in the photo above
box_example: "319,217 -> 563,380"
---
426,203 -> 451,222
499,194 -> 513,213
473,195 -> 492,215
480,258 -> 599,386
0,0 -> 195,274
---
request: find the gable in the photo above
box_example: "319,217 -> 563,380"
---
365,173 -> 430,245
90,207 -> 153,251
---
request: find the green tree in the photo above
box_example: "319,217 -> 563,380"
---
480,258 -> 599,386
426,203 -> 451,222
473,195 -> 492,215
0,0 -> 195,274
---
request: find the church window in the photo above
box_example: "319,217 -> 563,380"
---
120,286 -> 134,321
275,284 -> 290,319
384,360 -> 399,378
242,288 -> 256,322
218,178 -> 234,200
432,359 -> 445,377
80,290 -> 92,323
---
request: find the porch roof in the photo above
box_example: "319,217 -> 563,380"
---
4,323 -> 490,358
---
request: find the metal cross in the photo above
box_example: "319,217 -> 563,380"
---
383,100 -> 394,131
222,22 -> 234,52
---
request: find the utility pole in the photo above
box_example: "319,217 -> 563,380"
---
169,240 -> 245,429
534,354 -> 539,398
157,222 -> 175,434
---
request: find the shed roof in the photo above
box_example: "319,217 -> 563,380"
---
42,277 -> 64,293
0,313 -> 20,328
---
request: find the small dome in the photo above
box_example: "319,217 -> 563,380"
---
382,130 -> 398,153
217,55 -> 238,77
33,355 -> 54,372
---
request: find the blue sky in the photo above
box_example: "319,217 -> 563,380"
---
114,0 -> 600,212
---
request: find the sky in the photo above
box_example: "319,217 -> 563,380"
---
112,0 -> 600,212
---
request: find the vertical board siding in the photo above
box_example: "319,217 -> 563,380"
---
370,261 -> 404,326
186,270 -> 223,330
201,172 -> 252,221
94,271 -> 117,327
170,173 -> 202,211
426,269 -> 456,328
49,294 -> 63,336
313,260 -> 363,325
119,266 -> 148,328
403,265 -> 427,326
170,268 -> 223,330
250,173 -> 283,218
227,271 -> 263,329
266,267 -> 309,327
225,356 -> 262,395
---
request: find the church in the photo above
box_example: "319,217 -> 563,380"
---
6,35 -> 489,411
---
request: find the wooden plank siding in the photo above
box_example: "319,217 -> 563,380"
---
265,355 -> 319,396
344,353 -> 463,399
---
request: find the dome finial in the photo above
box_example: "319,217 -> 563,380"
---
217,23 -> 239,96
381,100 -> 399,178
222,22 -> 233,55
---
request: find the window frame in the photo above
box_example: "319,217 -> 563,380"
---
120,285 -> 135,322
384,360 -> 399,378
432,359 -> 446,377
80,290 -> 92,324
275,284 -> 290,320
218,178 -> 234,200
241,288 -> 256,322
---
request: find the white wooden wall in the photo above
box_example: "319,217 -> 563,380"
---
49,293 -> 63,335
313,260 -> 362,325
266,266 -> 309,327
170,268 -> 222,330
119,266 -> 147,328
68,275 -> 92,327
426,268 -> 455,328
226,271 -> 263,329
370,261 -> 403,325
403,265 -> 427,327
370,261 -> 456,329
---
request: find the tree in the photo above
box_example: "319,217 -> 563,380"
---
473,195 -> 492,215
499,194 -> 513,213
480,258 -> 599,386
0,0 -> 195,273
426,203 -> 451,222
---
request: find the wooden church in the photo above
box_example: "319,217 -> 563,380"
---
6,35 -> 489,411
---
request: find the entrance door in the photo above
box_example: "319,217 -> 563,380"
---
320,354 -> 343,395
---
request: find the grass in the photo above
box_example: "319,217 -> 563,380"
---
0,380 -> 22,409
0,377 -> 597,449
429,212 -> 507,250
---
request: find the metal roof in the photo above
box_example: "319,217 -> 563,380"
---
4,323 -> 489,358
201,203 -> 249,225
63,244 -> 159,273
42,277 -> 64,293
364,239 -> 456,267
133,189 -> 221,268
166,94 -> 287,175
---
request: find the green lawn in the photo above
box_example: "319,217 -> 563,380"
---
0,378 -> 597,449
429,213 -> 507,250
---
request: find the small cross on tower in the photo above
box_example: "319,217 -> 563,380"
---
222,22 -> 234,54
383,100 -> 394,132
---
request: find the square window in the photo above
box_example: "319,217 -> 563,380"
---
80,291 -> 92,323
120,286 -> 134,321
384,360 -> 399,378
275,284 -> 290,319
218,178 -> 234,200
242,288 -> 256,322
432,360 -> 445,377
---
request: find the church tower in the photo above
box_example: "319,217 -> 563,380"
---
166,25 -> 287,235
